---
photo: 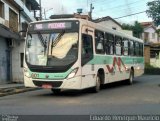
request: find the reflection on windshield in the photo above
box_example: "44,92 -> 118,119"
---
25,32 -> 78,67
49,33 -> 78,59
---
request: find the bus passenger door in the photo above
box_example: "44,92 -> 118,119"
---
81,26 -> 95,89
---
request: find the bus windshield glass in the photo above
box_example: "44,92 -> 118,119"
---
25,31 -> 78,67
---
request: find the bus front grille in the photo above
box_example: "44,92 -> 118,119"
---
33,80 -> 63,87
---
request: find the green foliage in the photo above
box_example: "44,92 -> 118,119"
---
121,21 -> 143,38
145,63 -> 155,68
156,29 -> 160,37
132,21 -> 143,38
121,23 -> 132,30
146,0 -> 160,26
145,63 -> 160,75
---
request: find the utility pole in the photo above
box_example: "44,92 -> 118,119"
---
89,3 -> 94,20
44,9 -> 46,20
39,0 -> 42,20
43,8 -> 53,20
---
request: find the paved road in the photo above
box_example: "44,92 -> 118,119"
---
0,75 -> 160,115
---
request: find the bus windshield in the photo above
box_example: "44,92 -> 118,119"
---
25,32 -> 78,67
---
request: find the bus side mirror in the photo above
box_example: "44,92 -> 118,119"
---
26,33 -> 32,48
27,38 -> 32,48
19,30 -> 27,38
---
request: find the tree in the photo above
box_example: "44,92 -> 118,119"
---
121,21 -> 143,38
132,21 -> 143,38
121,23 -> 132,30
146,0 -> 160,41
146,0 -> 160,26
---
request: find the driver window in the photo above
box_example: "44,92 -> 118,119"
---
82,34 -> 93,65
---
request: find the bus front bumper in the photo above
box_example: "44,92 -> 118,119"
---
25,76 -> 82,90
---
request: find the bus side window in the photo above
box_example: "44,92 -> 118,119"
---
133,41 -> 136,56
122,38 -> 129,56
95,30 -> 105,54
115,36 -> 122,55
81,34 -> 93,66
105,33 -> 114,55
135,42 -> 140,56
140,43 -> 143,57
129,40 -> 134,56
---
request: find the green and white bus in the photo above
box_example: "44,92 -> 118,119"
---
24,18 -> 144,93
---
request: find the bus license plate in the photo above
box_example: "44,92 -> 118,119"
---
42,84 -> 52,89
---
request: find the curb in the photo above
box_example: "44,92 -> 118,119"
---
0,87 -> 41,97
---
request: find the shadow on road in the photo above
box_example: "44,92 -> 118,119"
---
101,79 -> 140,89
34,79 -> 141,97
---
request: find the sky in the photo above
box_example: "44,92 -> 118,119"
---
38,0 -> 153,24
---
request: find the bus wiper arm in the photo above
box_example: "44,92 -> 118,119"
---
37,32 -> 47,48
51,31 -> 65,54
52,31 -> 65,47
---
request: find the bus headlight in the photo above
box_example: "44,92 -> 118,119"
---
67,68 -> 79,79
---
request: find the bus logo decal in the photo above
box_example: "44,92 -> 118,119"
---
106,57 -> 128,73
45,74 -> 49,79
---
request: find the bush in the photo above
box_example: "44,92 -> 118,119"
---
145,64 -> 160,75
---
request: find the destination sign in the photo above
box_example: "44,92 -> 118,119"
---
34,22 -> 72,30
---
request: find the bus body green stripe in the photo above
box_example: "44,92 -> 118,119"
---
88,55 -> 144,65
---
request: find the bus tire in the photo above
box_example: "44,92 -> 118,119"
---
127,69 -> 134,85
93,74 -> 101,93
51,89 -> 61,95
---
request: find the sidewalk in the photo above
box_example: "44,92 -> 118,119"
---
0,83 -> 24,89
0,83 -> 40,97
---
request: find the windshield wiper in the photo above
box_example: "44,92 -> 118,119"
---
50,31 -> 65,55
37,32 -> 47,54
37,32 -> 47,48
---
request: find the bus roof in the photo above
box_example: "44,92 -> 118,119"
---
30,18 -> 144,43
79,19 -> 144,43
